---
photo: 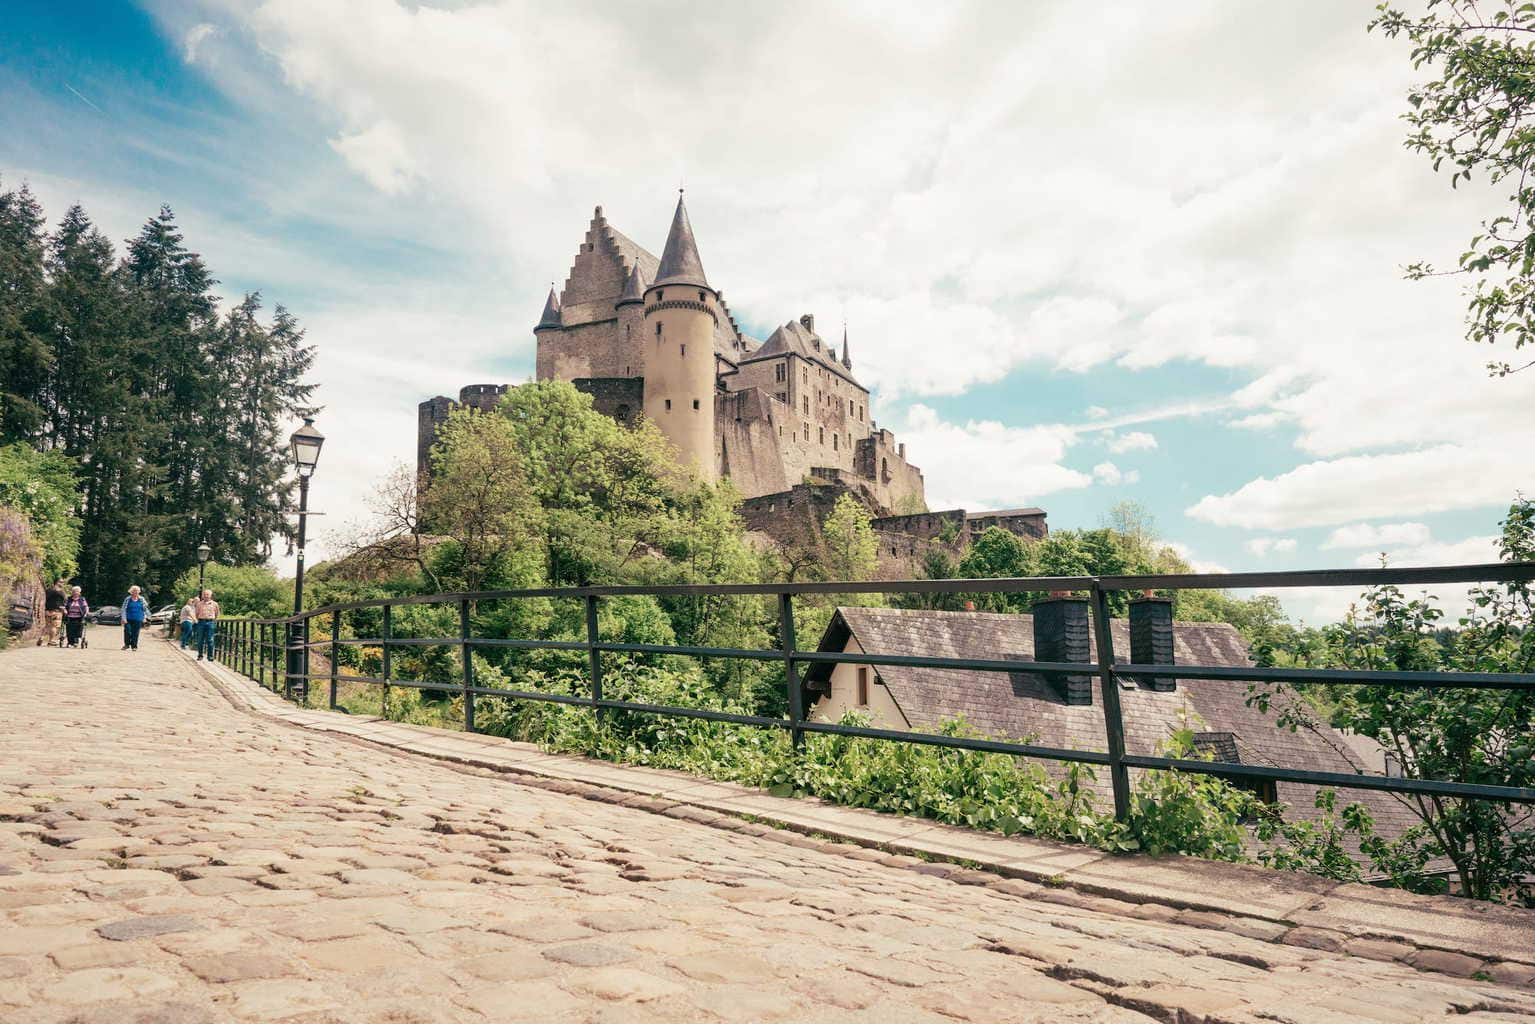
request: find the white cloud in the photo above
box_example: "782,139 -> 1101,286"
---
329,121 -> 418,196
1086,406 -> 1110,419
1321,521 -> 1432,550
897,404 -> 1091,512
1106,430 -> 1157,453
1092,461 -> 1139,486
183,23 -> 218,63
1164,541 -> 1230,576
1244,536 -> 1297,558
1186,445 -> 1530,530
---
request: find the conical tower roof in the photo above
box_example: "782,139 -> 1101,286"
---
841,325 -> 852,369
616,262 -> 647,307
652,192 -> 709,290
536,285 -> 562,330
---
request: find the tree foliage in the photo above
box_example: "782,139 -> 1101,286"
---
1372,1 -> 1535,374
1251,497 -> 1535,903
0,181 -> 317,602
0,442 -> 80,583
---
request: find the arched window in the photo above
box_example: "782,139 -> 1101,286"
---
615,403 -> 631,424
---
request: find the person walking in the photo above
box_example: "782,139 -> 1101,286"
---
193,588 -> 219,661
121,586 -> 148,651
40,580 -> 66,647
179,597 -> 197,649
63,586 -> 89,649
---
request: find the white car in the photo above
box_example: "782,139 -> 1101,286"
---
149,604 -> 178,625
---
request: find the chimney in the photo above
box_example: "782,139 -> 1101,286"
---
1129,596 -> 1175,691
800,313 -> 815,333
1032,597 -> 1092,705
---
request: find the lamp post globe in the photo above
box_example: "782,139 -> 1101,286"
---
197,542 -> 211,590
286,417 -> 324,700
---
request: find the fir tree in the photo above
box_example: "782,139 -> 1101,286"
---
0,181 -> 51,443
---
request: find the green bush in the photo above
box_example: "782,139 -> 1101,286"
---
171,562 -> 289,617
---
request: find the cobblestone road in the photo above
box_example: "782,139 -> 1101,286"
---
1,636 -> 1532,1023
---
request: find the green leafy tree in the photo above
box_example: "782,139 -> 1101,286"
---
821,492 -> 879,583
1251,497 -> 1535,903
171,561 -> 290,618
1372,1 -> 1535,374
420,407 -> 542,595
0,443 -> 81,582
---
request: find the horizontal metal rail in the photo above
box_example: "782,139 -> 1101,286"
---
211,562 -> 1535,818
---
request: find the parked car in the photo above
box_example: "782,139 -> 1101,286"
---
149,604 -> 177,625
94,605 -> 121,626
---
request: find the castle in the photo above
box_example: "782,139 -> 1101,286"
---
418,194 -> 1047,568
420,194 -> 925,510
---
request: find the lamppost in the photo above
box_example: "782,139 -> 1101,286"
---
287,417 -> 325,699
197,543 -> 211,590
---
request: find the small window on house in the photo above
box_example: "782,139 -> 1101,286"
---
857,667 -> 869,705
692,399 -> 700,410
665,399 -> 672,411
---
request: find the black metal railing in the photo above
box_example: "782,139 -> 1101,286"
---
211,563 -> 1535,820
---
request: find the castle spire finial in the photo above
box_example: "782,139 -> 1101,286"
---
841,322 -> 852,370
536,283 -> 562,330
652,191 -> 709,290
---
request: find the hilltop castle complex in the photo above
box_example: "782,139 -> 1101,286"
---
418,194 -> 1047,573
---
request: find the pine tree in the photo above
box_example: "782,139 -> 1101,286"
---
0,181 -> 52,443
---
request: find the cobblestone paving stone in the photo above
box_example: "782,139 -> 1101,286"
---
2,636 -> 1533,1023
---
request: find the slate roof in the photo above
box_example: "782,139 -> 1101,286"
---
536,286 -> 562,330
967,508 -> 1046,520
653,194 -> 709,289
743,317 -> 862,387
595,209 -> 755,364
807,607 -> 1425,854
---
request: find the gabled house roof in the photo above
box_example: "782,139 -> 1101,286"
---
806,607 -> 1423,852
744,317 -> 862,387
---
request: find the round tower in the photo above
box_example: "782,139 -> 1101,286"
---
642,193 -> 718,481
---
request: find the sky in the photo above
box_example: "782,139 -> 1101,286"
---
2,0 -> 1530,622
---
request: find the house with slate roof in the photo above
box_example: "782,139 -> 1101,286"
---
802,600 -> 1423,857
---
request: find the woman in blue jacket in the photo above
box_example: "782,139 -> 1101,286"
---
121,585 -> 148,651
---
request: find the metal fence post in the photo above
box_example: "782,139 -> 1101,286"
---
329,610 -> 340,709
779,592 -> 804,751
381,604 -> 392,716
585,595 -> 603,726
1089,582 -> 1131,822
283,620 -> 293,701
460,598 -> 474,733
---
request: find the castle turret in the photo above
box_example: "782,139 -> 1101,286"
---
642,193 -> 719,481
615,262 -> 647,380
535,285 -> 562,331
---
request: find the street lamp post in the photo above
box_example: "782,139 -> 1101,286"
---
197,543 -> 211,590
287,417 -> 325,700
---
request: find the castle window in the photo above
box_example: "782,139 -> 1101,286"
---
616,404 -> 631,424
833,434 -> 838,451
656,322 -> 663,336
680,344 -> 685,356
657,290 -> 664,300
803,397 -> 809,415
699,291 -> 706,302
803,424 -> 809,440
665,399 -> 672,411
692,399 -> 700,410
775,362 -> 785,382
818,426 -> 824,444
